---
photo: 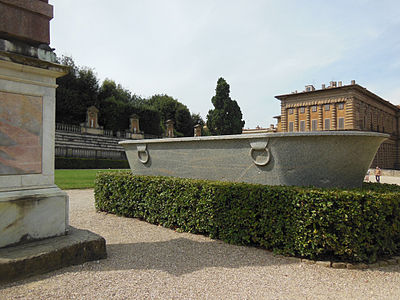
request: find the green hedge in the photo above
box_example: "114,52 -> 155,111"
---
55,157 -> 129,169
361,182 -> 400,193
94,172 -> 400,263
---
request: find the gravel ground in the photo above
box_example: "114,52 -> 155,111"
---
1,188 -> 400,299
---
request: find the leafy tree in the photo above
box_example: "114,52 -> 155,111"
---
147,94 -> 178,122
191,113 -> 205,126
206,78 -> 245,135
98,96 -> 130,132
56,56 -> 99,125
132,106 -> 162,137
146,94 -> 194,136
55,56 -> 192,137
175,105 -> 193,136
77,67 -> 99,108
97,79 -> 130,131
98,79 -> 131,104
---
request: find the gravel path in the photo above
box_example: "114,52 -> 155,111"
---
1,189 -> 400,299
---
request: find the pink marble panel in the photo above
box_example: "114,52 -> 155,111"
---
0,92 -> 43,175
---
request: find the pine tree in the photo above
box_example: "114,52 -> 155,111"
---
206,78 -> 245,135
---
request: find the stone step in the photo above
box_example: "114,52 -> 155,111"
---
55,141 -> 124,151
0,226 -> 107,283
55,131 -> 123,142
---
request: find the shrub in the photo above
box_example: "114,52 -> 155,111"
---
94,173 -> 400,263
55,157 -> 129,169
361,182 -> 400,193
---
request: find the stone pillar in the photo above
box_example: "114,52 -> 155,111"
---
0,1 -> 70,248
281,103 -> 287,132
194,124 -> 202,136
345,98 -> 355,130
0,60 -> 69,247
318,105 -> 323,131
294,107 -> 299,132
306,106 -> 311,131
332,103 -> 337,130
166,119 -> 175,138
395,116 -> 400,169
0,1 -> 106,282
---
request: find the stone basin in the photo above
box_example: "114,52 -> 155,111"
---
120,131 -> 388,188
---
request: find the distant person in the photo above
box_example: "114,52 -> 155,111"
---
375,166 -> 382,183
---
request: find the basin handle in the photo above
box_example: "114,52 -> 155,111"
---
249,140 -> 270,166
137,144 -> 149,164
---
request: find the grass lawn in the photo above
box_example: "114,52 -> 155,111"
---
55,169 -> 128,190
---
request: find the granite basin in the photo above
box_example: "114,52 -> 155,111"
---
120,131 -> 388,188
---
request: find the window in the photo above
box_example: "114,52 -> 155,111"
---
325,118 -> 330,130
338,117 -> 345,129
289,122 -> 294,132
300,107 -> 305,114
324,104 -> 330,111
312,119 -> 317,131
338,103 -> 344,110
300,120 -> 305,131
288,108 -> 294,115
311,106 -> 317,112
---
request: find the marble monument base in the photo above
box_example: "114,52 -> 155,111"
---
0,226 -> 107,283
0,187 -> 69,248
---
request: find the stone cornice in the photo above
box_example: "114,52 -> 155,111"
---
284,97 -> 349,108
0,0 -> 53,18
276,84 -> 399,112
0,52 -> 69,78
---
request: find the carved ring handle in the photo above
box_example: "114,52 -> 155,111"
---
249,140 -> 270,166
137,145 -> 149,164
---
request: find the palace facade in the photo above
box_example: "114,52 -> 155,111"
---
274,80 -> 399,169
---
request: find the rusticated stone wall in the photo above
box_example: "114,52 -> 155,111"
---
275,83 -> 400,169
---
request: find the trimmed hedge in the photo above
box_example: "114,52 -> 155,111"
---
55,157 -> 129,169
94,172 -> 400,263
361,182 -> 400,194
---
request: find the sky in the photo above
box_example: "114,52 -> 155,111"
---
49,0 -> 400,129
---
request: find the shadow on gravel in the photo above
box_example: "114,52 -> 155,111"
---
4,236 -> 400,289
100,237 -> 294,276
0,237 -> 295,288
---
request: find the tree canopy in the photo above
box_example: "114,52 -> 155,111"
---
146,94 -> 193,136
56,56 -> 99,125
56,56 -> 201,137
206,78 -> 245,135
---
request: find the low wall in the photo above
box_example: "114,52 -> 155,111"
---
369,169 -> 400,177
55,146 -> 125,160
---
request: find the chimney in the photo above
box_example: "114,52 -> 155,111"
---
330,81 -> 337,88
338,81 -> 342,87
305,85 -> 315,92
351,80 -> 356,85
321,84 -> 326,89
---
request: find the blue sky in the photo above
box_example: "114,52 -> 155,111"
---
50,0 -> 400,129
